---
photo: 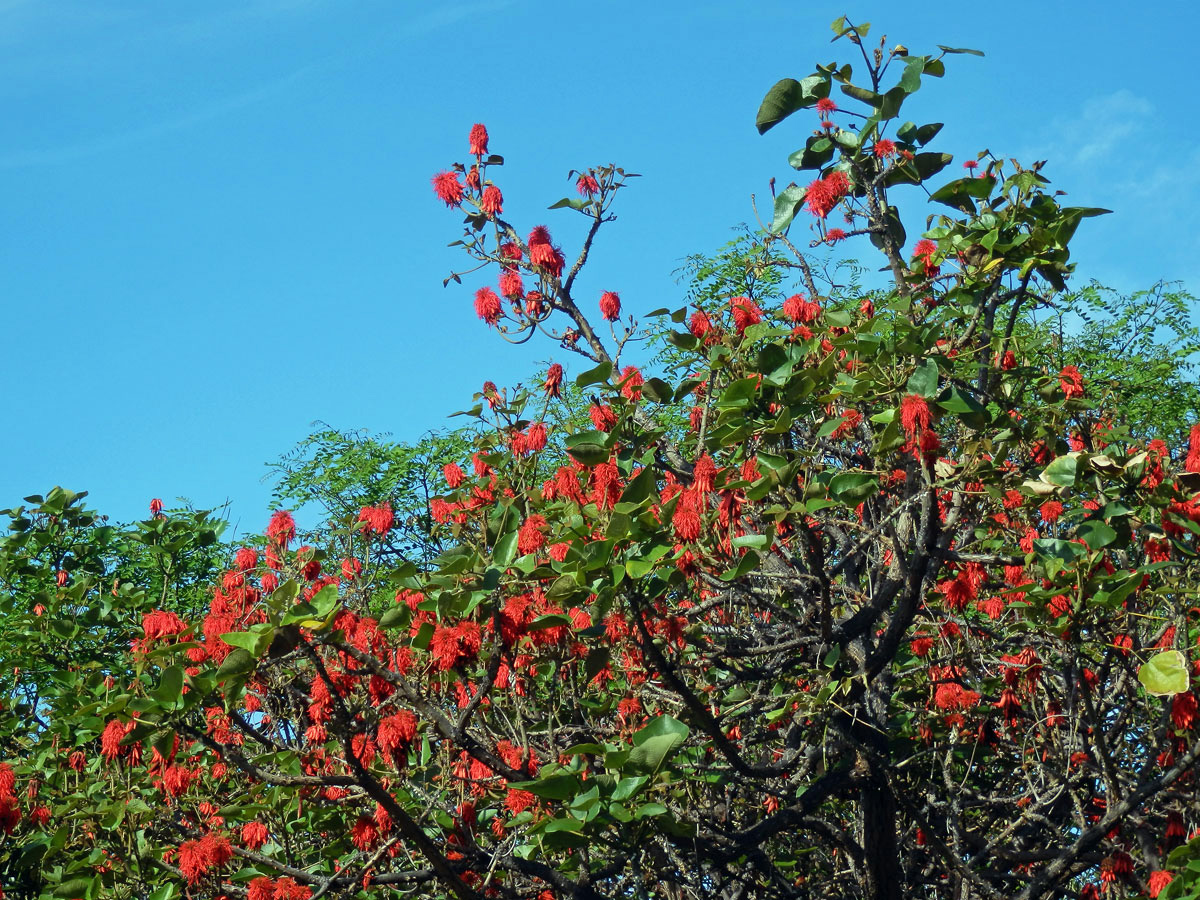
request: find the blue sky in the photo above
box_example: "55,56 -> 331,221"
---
3,0 -> 1197,536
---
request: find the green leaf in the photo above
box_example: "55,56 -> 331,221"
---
829,472 -> 878,503
907,358 -> 939,398
627,715 -> 690,774
152,665 -> 184,707
575,361 -> 612,388
1139,650 -> 1190,697
772,184 -> 808,233
1039,455 -> 1078,488
756,75 -> 831,134
216,648 -> 257,678
937,45 -> 985,57
1075,519 -> 1118,550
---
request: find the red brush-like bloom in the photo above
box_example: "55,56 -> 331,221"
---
432,171 -> 465,207
149,498 -> 164,515
241,821 -> 269,850
527,226 -> 563,276
688,309 -> 713,339
899,394 -> 931,438
825,228 -> 847,243
873,138 -> 897,159
577,174 -> 600,196
234,547 -> 258,571
480,184 -> 503,216
599,291 -> 621,321
469,123 -> 489,156
620,366 -> 644,401
178,840 -> 209,884
1059,365 -> 1084,399
518,515 -> 548,556
543,363 -> 564,398
910,634 -> 934,657
816,97 -> 838,115
730,296 -> 763,335
673,488 -> 704,542
590,403 -> 617,432
1186,424 -> 1200,473
999,350 -> 1016,370
443,463 -> 466,488
782,294 -> 821,323
913,239 -> 938,260
1171,692 -> 1197,731
805,170 -> 850,218
498,268 -> 524,298
267,510 -> 296,546
357,502 -> 394,536
1149,871 -> 1175,898
1039,500 -> 1064,524
474,287 -> 502,325
350,816 -> 379,852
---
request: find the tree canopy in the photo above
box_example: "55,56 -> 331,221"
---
5,19 -> 1200,900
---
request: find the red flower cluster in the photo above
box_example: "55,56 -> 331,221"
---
805,170 -> 850,219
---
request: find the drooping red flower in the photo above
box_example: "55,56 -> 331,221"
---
1039,500 -> 1064,524
1186,424 -> 1200,473
782,294 -> 821,324
357,502 -> 394,536
599,291 -> 621,321
241,821 -> 269,850
267,510 -> 296,547
576,174 -> 600,196
518,515 -> 548,556
474,287 -> 502,325
178,840 -> 209,884
1171,692 -> 1198,731
443,463 -> 466,488
688,309 -> 713,339
432,171 -> 465,207
805,170 -> 850,219
590,403 -> 617,432
620,366 -> 644,401
1148,870 -> 1175,898
149,498 -> 164,516
1059,365 -> 1084,399
873,138 -> 897,159
498,268 -> 524,298
480,184 -> 503,216
351,816 -> 379,852
730,296 -> 763,335
234,547 -> 258,572
899,394 -> 931,438
528,226 -> 563,277
543,363 -> 564,398
468,123 -> 489,156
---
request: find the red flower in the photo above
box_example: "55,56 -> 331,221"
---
350,816 -> 379,851
432,171 -> 464,207
178,840 -> 209,884
1038,500 -> 1064,524
149,498 -> 164,515
474,287 -> 502,325
528,226 -> 564,277
1059,365 -> 1084,399
576,174 -> 600,196
620,366 -> 644,401
913,239 -> 938,260
234,547 -> 258,571
589,403 -> 617,432
498,268 -> 523,298
241,821 -> 269,850
267,510 -> 296,547
873,139 -> 897,159
1186,424 -> 1200,473
518,515 -> 548,556
480,184 -> 503,216
469,123 -> 489,156
357,503 -> 394,536
730,296 -> 763,335
543,363 -> 564,398
805,170 -> 850,219
599,291 -> 621,321
816,97 -> 837,115
688,309 -> 713,339
1149,871 -> 1174,898
783,294 -> 821,324
825,228 -> 847,243
443,463 -> 466,488
899,394 -> 931,438
1171,692 -> 1197,731
963,159 -> 978,170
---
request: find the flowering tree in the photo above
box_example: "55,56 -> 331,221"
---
8,19 -> 1200,900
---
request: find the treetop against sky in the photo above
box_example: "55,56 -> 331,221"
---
2,0 -> 1197,527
